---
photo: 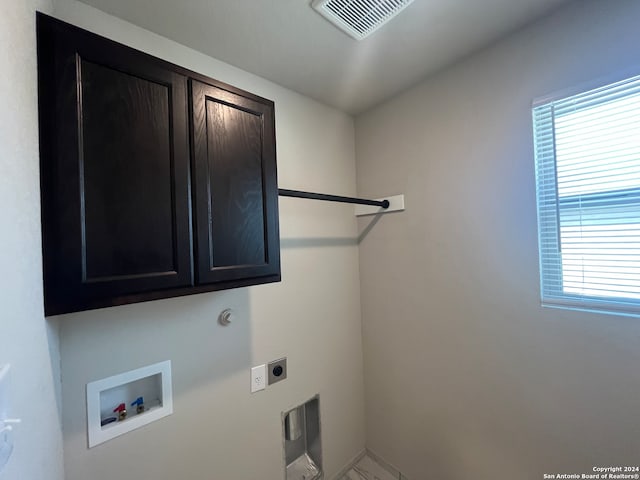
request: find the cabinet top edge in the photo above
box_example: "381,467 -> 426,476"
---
35,12 -> 275,108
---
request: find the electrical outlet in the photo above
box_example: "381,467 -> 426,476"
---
268,357 -> 287,385
250,364 -> 266,393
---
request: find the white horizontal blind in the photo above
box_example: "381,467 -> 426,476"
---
533,74 -> 640,316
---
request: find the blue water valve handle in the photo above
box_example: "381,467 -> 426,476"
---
131,396 -> 145,414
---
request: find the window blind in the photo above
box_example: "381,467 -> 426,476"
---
533,74 -> 640,317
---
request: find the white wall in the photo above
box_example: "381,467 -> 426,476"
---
0,0 -> 65,479
51,2 -> 365,479
355,1 -> 640,478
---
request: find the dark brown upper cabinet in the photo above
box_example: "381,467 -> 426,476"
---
37,14 -> 280,316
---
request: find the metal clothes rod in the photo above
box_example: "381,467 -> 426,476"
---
278,189 -> 389,209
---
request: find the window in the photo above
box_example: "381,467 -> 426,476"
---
533,74 -> 640,317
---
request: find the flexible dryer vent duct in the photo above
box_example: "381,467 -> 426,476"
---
311,0 -> 415,40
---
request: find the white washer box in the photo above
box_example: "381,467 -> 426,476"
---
86,360 -> 173,448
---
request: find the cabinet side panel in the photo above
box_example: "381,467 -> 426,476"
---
80,59 -> 176,281
205,99 -> 266,268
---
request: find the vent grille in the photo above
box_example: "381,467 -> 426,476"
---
312,0 -> 415,40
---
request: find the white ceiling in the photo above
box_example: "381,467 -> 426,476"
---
78,0 -> 574,114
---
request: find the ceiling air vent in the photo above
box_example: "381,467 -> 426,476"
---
311,0 -> 415,40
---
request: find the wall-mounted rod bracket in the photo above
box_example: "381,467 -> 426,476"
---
278,189 -> 389,208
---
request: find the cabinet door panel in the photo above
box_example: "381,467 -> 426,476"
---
206,99 -> 266,268
81,59 -> 177,281
38,16 -> 192,314
191,80 -> 280,284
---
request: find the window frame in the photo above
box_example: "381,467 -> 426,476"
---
532,71 -> 640,318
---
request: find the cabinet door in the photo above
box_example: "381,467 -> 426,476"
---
38,15 -> 193,315
190,80 -> 280,285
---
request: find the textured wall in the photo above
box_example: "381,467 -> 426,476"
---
355,1 -> 640,478
52,2 -> 365,479
0,0 -> 64,479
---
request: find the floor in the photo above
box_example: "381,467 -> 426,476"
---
339,454 -> 402,480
